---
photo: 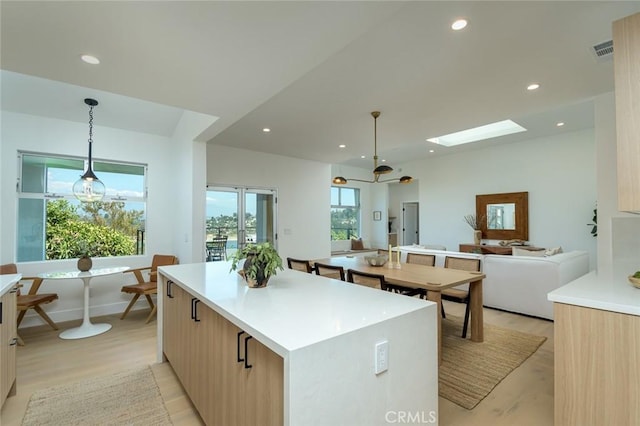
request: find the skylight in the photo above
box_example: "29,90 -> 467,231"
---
427,119 -> 527,147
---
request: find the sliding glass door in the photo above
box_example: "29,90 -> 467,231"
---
206,186 -> 277,258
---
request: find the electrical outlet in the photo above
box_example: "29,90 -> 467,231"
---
374,340 -> 389,374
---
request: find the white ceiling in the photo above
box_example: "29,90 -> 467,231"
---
2,1 -> 639,170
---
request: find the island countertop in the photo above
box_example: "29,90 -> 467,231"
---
547,260 -> 640,316
1,274 -> 21,297
158,261 -> 433,357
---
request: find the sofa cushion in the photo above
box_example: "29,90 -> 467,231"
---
512,247 -> 546,257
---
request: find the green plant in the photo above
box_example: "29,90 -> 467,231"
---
230,242 -> 284,281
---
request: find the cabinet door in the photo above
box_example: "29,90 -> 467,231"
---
614,12 -> 640,212
162,282 -> 189,385
188,299 -> 223,424
240,336 -> 284,426
1,289 -> 17,407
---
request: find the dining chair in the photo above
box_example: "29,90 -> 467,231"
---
314,262 -> 345,281
286,258 -> 313,273
0,263 -> 59,345
442,256 -> 482,338
346,269 -> 421,297
120,254 -> 178,323
406,252 -> 436,266
206,235 -> 228,261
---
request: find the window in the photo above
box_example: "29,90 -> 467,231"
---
17,152 -> 147,262
331,186 -> 360,240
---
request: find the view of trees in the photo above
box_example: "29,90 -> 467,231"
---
45,200 -> 142,259
206,212 -> 255,238
331,207 -> 359,240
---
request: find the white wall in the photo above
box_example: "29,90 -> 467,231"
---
394,128 -> 598,268
0,111 -> 185,326
208,145 -> 331,261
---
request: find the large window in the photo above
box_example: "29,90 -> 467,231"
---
331,186 -> 360,240
17,152 -> 147,262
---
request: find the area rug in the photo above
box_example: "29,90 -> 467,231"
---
439,316 -> 546,410
21,366 -> 172,425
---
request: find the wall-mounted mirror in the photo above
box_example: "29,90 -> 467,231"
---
476,191 -> 528,240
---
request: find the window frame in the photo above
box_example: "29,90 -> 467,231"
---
16,151 -> 148,262
330,186 -> 361,241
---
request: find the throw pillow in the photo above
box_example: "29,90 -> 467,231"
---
545,247 -> 563,256
351,238 -> 365,250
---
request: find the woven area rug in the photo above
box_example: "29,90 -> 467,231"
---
439,316 -> 546,410
21,366 -> 172,425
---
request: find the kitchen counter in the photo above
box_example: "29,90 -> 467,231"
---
1,274 -> 21,296
158,261 -> 439,426
547,260 -> 640,316
549,260 -> 640,424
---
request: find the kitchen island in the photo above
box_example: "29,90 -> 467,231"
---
158,261 -> 438,426
548,261 -> 640,425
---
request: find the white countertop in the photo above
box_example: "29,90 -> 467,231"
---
1,274 -> 21,296
548,261 -> 640,316
159,261 -> 432,357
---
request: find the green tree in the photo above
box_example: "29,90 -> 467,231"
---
45,200 -> 137,259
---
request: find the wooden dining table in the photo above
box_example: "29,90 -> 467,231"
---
315,256 -> 486,363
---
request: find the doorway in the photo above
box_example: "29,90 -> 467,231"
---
206,186 -> 277,259
402,202 -> 419,245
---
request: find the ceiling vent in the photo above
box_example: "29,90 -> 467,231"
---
591,40 -> 613,62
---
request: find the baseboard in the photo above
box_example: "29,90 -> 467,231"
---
18,299 -> 156,329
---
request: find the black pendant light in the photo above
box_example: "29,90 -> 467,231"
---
72,98 -> 106,202
332,111 -> 413,185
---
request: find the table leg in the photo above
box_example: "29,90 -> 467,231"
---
469,279 -> 484,342
59,277 -> 112,340
426,290 -> 443,365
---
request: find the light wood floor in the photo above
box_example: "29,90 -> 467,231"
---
1,303 -> 554,426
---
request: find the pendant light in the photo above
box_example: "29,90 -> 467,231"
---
73,98 -> 106,202
332,111 -> 413,185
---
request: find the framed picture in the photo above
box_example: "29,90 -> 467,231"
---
373,211 -> 382,221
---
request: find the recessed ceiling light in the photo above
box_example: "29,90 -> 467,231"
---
556,122 -> 565,127
381,159 -> 387,163
427,119 -> 527,147
360,155 -> 366,159
262,128 -> 271,133
81,54 -> 100,65
527,83 -> 540,91
429,149 -> 435,153
338,144 -> 346,148
451,19 -> 468,31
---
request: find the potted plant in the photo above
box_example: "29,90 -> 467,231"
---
230,242 -> 284,288
76,240 -> 97,272
464,214 -> 485,245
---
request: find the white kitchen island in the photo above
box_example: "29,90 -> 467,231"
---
158,261 -> 438,426
548,261 -> 640,425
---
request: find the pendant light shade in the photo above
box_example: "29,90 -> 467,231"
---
73,98 -> 105,202
332,111 -> 412,185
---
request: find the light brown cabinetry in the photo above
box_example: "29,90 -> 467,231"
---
1,287 -> 18,407
614,12 -> 640,212
162,279 -> 283,425
554,303 -> 640,425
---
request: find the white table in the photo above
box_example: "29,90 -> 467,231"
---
39,266 -> 129,339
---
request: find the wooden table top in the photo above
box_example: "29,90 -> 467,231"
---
315,257 -> 485,291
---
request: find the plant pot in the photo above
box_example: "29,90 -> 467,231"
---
77,255 -> 92,272
473,230 -> 482,245
240,254 -> 270,288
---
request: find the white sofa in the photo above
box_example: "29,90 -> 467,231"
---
398,246 -> 590,320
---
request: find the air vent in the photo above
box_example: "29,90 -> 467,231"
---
591,40 -> 613,62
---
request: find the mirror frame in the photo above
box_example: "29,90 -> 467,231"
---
476,191 -> 529,241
